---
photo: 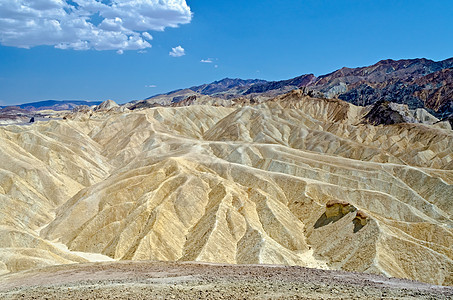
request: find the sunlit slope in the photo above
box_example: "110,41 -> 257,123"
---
0,120 -> 112,273
1,94 -> 452,285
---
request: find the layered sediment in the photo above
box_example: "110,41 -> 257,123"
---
0,93 -> 451,286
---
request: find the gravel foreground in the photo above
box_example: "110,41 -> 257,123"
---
0,261 -> 452,299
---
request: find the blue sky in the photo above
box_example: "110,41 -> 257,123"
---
0,0 -> 452,105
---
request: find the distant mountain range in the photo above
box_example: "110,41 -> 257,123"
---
4,58 -> 452,117
145,57 -> 453,117
0,100 -> 102,111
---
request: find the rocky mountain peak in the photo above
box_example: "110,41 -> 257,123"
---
143,57 -> 452,118
95,99 -> 119,111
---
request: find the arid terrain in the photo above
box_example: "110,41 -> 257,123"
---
143,57 -> 453,118
1,261 -> 452,299
0,90 -> 452,297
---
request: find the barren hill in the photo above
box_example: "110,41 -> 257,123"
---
0,92 -> 452,288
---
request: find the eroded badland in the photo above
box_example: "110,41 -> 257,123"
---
0,92 -> 452,298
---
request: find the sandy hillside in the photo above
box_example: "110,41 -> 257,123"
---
0,92 -> 451,287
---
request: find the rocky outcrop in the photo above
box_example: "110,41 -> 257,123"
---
353,211 -> 369,233
94,100 -> 119,111
314,200 -> 357,229
359,100 -> 451,129
361,101 -> 415,125
128,100 -> 160,110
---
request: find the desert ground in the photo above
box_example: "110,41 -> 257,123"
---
1,261 -> 452,299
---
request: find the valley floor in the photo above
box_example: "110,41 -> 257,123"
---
0,261 -> 452,299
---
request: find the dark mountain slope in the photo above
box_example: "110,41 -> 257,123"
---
143,57 -> 452,116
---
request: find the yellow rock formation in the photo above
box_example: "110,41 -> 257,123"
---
0,92 -> 452,285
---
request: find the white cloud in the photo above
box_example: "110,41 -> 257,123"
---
145,84 -> 156,88
169,45 -> 185,57
116,49 -> 123,54
142,32 -> 152,40
201,58 -> 213,63
0,0 -> 192,51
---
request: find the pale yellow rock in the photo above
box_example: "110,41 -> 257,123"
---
94,99 -> 119,111
0,94 -> 452,286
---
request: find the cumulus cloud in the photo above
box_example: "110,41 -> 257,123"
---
0,0 -> 192,51
200,58 -> 213,63
142,32 -> 153,40
169,45 -> 185,57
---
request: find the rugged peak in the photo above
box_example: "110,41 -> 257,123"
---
186,78 -> 268,96
376,59 -> 395,65
95,99 -> 119,111
142,57 -> 453,118
375,58 -> 431,66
